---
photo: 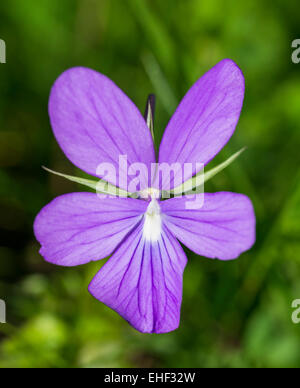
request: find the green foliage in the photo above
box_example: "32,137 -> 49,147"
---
0,0 -> 300,368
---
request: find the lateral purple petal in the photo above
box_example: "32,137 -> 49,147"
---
34,193 -> 147,266
49,67 -> 155,190
158,59 -> 245,189
161,192 -> 255,261
88,224 -> 187,333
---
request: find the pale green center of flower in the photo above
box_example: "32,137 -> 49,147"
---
139,187 -> 160,200
142,188 -> 162,242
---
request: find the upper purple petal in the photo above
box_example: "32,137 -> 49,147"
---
88,224 -> 187,334
158,59 -> 245,189
34,193 -> 147,266
49,67 -> 156,190
161,192 -> 255,260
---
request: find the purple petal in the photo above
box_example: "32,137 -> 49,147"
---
49,67 -> 155,190
161,192 -> 255,260
34,193 -> 147,266
158,59 -> 245,189
88,224 -> 187,333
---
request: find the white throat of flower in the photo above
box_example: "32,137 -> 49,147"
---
141,188 -> 162,242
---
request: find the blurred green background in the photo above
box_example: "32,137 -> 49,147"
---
0,0 -> 300,368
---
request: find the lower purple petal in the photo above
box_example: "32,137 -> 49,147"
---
34,193 -> 147,266
88,224 -> 187,333
161,192 -> 256,260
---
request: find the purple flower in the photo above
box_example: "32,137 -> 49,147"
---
34,59 -> 255,334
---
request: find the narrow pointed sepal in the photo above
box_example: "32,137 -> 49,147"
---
42,166 -> 133,197
144,94 -> 156,143
169,147 -> 246,196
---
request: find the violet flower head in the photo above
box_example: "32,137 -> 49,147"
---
34,59 -> 256,334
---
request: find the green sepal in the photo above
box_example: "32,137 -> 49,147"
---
144,94 -> 156,143
169,148 -> 246,197
42,166 -> 133,198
